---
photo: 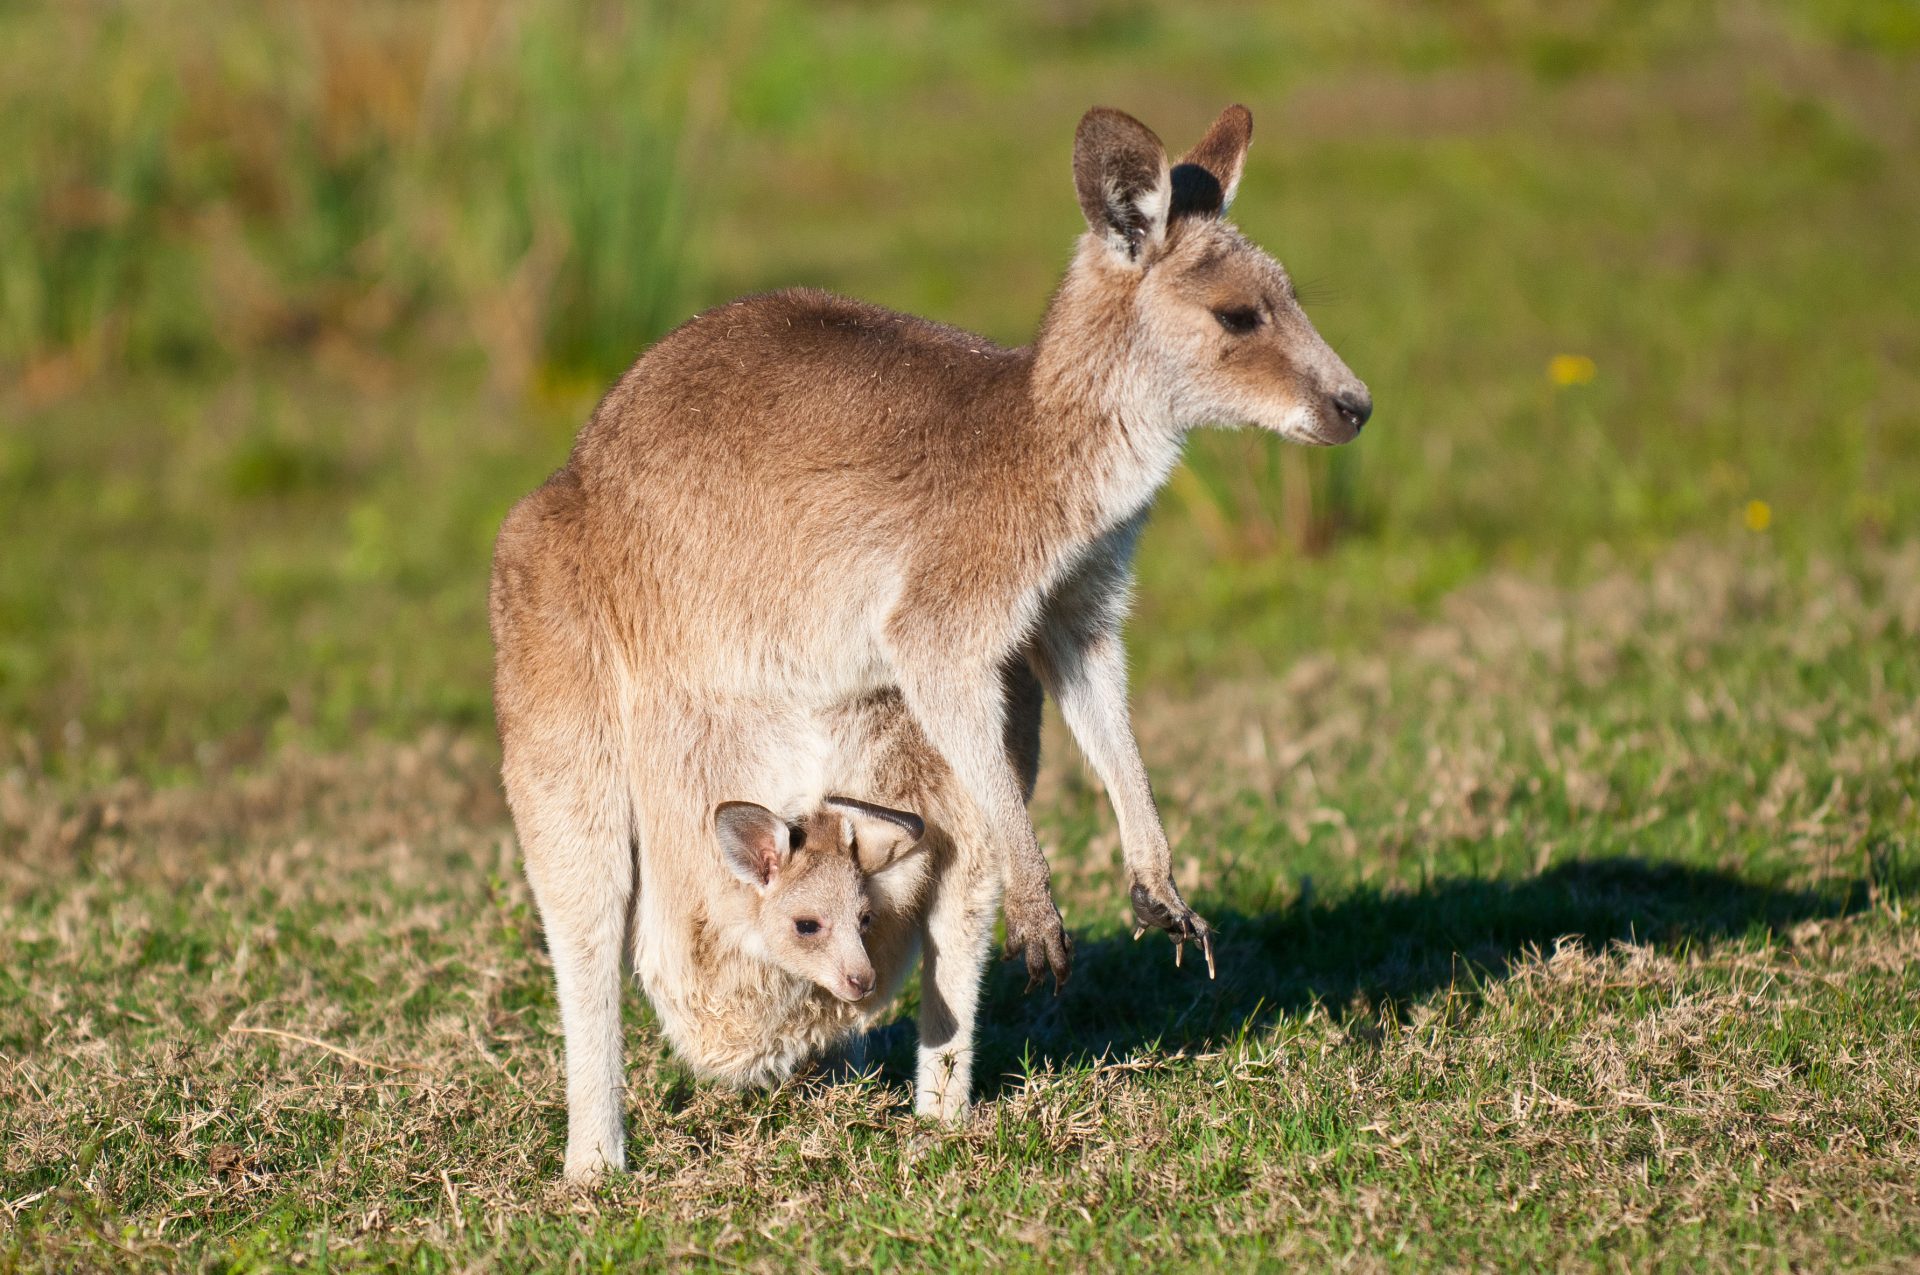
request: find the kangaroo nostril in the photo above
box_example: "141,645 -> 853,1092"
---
1332,390 -> 1372,430
846,972 -> 873,997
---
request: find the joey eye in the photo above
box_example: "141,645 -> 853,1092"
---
787,825 -> 806,849
859,912 -> 873,932
1212,306 -> 1261,335
794,918 -> 821,936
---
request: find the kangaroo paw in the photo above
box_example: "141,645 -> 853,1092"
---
1129,880 -> 1216,979
1002,890 -> 1073,993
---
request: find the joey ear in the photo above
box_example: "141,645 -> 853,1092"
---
714,802 -> 792,892
824,796 -> 926,875
1172,104 -> 1253,219
1072,107 -> 1171,263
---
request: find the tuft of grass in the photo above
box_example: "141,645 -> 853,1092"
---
0,0 -> 712,386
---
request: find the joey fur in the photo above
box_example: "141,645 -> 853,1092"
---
669,794 -> 926,1088
490,104 -> 1370,1181
660,677 -> 1039,1098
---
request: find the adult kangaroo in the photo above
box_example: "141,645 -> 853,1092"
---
490,103 -> 1371,1182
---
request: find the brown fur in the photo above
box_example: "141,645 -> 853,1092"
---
491,104 -> 1370,1180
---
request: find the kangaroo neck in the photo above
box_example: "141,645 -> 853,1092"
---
1018,265 -> 1188,537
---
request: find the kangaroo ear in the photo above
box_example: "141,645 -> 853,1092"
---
714,802 -> 793,891
1073,107 -> 1171,264
1172,104 -> 1252,219
824,796 -> 926,875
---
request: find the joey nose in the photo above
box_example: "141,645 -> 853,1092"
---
844,971 -> 874,999
1332,389 -> 1373,431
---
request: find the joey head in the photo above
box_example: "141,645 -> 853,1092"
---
713,797 -> 926,1004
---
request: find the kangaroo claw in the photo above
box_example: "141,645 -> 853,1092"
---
1003,895 -> 1073,995
1129,880 -> 1217,978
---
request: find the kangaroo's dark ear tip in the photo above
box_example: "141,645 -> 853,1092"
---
1193,105 -> 1253,152
714,800 -> 770,832
825,795 -> 925,844
1204,105 -> 1253,153
1075,105 -> 1161,148
1078,104 -> 1131,128
1075,106 -> 1115,141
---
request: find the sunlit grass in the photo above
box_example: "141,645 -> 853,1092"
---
5,543 -> 1917,1270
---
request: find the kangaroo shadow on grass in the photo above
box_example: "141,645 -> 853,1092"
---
937,859 -> 1870,1100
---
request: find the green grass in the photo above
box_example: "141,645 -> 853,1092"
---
5,544 -> 1918,1270
3,0 -> 1919,1269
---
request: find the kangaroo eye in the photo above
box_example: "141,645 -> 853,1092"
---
859,913 -> 873,932
794,918 -> 821,936
1213,306 -> 1261,335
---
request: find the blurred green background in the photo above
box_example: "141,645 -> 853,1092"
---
2,0 -> 1916,779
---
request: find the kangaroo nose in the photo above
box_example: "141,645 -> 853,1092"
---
1332,389 -> 1372,431
845,971 -> 874,999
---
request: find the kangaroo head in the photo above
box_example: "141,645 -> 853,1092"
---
1047,104 -> 1371,446
712,796 -> 926,1002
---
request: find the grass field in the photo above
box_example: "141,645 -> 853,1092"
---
4,0 -> 1919,1269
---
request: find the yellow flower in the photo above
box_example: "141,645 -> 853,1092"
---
1744,499 -> 1772,533
1549,354 -> 1596,387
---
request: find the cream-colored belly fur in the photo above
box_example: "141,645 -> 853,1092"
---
646,967 -> 886,1088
